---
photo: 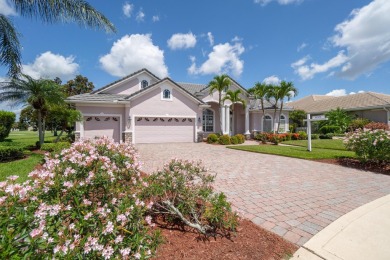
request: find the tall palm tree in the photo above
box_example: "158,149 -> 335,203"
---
222,89 -> 246,135
276,81 -> 298,133
0,74 -> 64,145
266,85 -> 280,133
208,74 -> 231,134
248,82 -> 270,132
1,0 -> 115,78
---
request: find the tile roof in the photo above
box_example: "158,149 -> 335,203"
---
249,99 -> 293,110
66,93 -> 129,103
177,82 -> 207,95
288,92 -> 390,113
90,68 -> 160,94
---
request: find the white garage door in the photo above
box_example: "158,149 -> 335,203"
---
134,117 -> 194,143
84,116 -> 120,142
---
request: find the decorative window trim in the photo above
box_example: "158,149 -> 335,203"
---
160,85 -> 173,101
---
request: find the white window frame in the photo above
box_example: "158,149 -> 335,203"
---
202,108 -> 215,132
262,114 -> 273,132
279,114 -> 287,133
141,80 -> 149,89
160,85 -> 173,101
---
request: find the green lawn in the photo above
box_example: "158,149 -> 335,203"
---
282,139 -> 346,151
0,153 -> 44,182
0,131 -> 56,149
228,144 -> 355,160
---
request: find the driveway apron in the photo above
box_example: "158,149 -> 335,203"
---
136,143 -> 390,246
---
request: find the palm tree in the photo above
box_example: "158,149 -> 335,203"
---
276,81 -> 298,133
265,85 -> 280,133
222,89 -> 246,135
1,0 -> 115,78
0,74 -> 64,146
208,74 -> 231,134
248,82 -> 271,132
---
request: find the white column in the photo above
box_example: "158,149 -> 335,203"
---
79,120 -> 84,138
244,106 -> 250,135
307,114 -> 312,152
221,105 -> 226,134
225,105 -> 230,135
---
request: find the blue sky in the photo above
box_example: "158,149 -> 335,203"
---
1,0 -> 390,115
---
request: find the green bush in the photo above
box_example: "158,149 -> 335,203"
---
255,132 -> 268,144
141,159 -> 238,235
319,133 -> 334,139
345,129 -> 390,163
0,111 -> 16,142
311,134 -> 319,139
40,142 -> 71,153
207,133 -> 219,144
319,125 -> 340,134
348,118 -> 371,132
0,147 -> 24,162
218,134 -> 231,145
0,137 -> 161,258
235,134 -> 245,144
298,131 -> 308,140
230,136 -> 239,145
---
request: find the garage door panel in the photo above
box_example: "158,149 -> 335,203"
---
84,116 -> 120,142
135,117 -> 194,143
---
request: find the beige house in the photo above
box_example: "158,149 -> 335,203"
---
288,92 -> 390,125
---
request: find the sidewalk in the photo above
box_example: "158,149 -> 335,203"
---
291,194 -> 390,260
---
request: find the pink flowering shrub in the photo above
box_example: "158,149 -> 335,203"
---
344,128 -> 390,163
0,137 -> 160,259
141,159 -> 238,235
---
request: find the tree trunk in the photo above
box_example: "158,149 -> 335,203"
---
277,102 -> 284,134
219,93 -> 223,135
37,110 -> 44,146
273,107 -> 277,134
54,129 -> 65,143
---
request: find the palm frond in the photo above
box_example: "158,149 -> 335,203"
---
11,0 -> 115,33
0,14 -> 21,78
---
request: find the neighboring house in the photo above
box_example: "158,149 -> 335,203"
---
288,92 -> 390,125
66,68 -> 291,144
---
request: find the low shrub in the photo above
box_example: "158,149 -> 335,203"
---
40,142 -> 71,153
0,147 -> 24,162
270,135 -> 281,145
311,134 -> 319,139
218,134 -> 231,145
235,134 -> 245,144
319,125 -> 339,134
255,132 -> 268,144
207,133 -> 219,144
0,110 -> 16,142
141,159 -> 238,235
319,133 -> 334,139
291,133 -> 300,140
298,131 -> 308,140
364,122 -> 389,131
345,129 -> 390,163
0,137 -> 160,258
284,133 -> 292,141
348,118 -> 371,132
230,136 -> 239,145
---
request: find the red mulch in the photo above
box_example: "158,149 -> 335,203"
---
314,158 -> 390,175
153,219 -> 298,260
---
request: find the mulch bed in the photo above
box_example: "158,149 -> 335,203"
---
314,158 -> 390,175
154,219 -> 298,259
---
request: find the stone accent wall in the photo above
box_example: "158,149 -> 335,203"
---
75,132 -> 80,141
123,132 -> 133,143
197,131 -> 204,143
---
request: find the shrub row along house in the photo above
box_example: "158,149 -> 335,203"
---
66,68 -> 292,144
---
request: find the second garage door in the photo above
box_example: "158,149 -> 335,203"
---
84,116 -> 121,142
134,117 -> 194,143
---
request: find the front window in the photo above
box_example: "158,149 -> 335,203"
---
202,109 -> 214,132
141,80 -> 148,89
279,115 -> 286,133
263,115 -> 272,132
163,89 -> 171,99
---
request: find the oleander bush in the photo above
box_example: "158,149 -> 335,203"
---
218,135 -> 231,145
344,129 -> 390,163
141,159 -> 238,235
0,137 -> 160,259
207,133 -> 219,144
0,147 -> 24,162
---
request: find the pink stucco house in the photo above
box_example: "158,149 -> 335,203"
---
67,68 -> 292,144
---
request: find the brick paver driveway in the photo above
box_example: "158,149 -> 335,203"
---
136,142 -> 390,246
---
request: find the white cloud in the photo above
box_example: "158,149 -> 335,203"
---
330,0 -> 390,79
22,51 -> 79,80
0,0 -> 15,16
188,42 -> 245,77
263,75 -> 281,85
152,15 -> 160,22
207,32 -> 214,46
297,42 -> 307,52
167,32 -> 197,50
99,34 -> 168,78
136,9 -> 145,22
254,0 -> 303,6
291,51 -> 348,80
326,89 -> 347,97
122,2 -> 133,18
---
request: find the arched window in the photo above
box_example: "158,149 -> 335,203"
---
202,109 -> 214,132
141,80 -> 148,89
263,115 -> 273,132
279,115 -> 286,133
163,89 -> 171,99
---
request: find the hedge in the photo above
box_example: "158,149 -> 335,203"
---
0,147 -> 24,162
